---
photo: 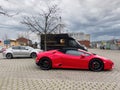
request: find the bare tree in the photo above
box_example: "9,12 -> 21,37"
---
0,6 -> 19,17
21,4 -> 64,51
0,0 -> 19,17
0,6 -> 7,15
0,0 -> 11,16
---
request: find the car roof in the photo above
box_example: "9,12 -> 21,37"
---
58,48 -> 82,53
59,48 -> 86,51
58,48 -> 91,54
12,46 -> 29,47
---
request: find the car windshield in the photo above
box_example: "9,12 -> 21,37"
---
77,49 -> 91,56
26,46 -> 34,50
69,39 -> 80,47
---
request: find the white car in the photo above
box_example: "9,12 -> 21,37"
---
2,46 -> 43,59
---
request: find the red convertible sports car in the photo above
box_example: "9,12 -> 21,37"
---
36,48 -> 114,71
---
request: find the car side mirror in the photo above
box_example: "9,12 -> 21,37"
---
81,54 -> 85,58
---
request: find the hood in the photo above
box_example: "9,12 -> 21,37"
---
93,54 -> 112,62
35,49 -> 43,52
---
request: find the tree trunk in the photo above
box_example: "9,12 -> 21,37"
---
44,33 -> 47,51
44,16 -> 48,51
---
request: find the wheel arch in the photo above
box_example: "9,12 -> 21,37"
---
6,52 -> 13,56
30,52 -> 36,54
38,56 -> 52,65
30,52 -> 36,56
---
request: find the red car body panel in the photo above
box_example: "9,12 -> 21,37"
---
36,49 -> 114,70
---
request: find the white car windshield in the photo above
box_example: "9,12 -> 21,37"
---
26,46 -> 34,50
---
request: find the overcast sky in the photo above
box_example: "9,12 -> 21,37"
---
0,0 -> 120,42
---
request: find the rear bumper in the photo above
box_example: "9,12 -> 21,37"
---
2,52 -> 6,58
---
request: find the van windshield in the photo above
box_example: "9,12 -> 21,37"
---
69,39 -> 81,47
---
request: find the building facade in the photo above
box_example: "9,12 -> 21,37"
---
0,37 -> 32,48
68,32 -> 90,47
69,32 -> 90,41
91,39 -> 120,50
16,37 -> 32,46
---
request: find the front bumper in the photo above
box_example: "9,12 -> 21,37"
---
104,61 -> 114,70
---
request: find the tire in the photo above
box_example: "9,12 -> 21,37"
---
89,59 -> 104,71
39,58 -> 52,70
31,52 -> 37,58
6,53 -> 13,59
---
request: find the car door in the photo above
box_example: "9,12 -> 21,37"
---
12,46 -> 21,57
20,46 -> 30,57
61,49 -> 86,69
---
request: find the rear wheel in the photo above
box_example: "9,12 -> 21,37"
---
39,58 -> 52,70
6,53 -> 13,59
89,59 -> 104,71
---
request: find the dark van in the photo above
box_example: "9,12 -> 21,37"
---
41,34 -> 87,51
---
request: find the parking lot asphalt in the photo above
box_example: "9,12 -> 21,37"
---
0,49 -> 120,90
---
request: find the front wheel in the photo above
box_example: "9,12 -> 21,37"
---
89,59 -> 104,71
39,58 -> 52,70
31,53 -> 37,58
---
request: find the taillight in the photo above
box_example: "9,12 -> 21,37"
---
2,48 -> 6,52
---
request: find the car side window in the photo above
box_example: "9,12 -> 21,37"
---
84,53 -> 90,56
65,50 -> 84,56
20,47 -> 26,50
12,46 -> 20,50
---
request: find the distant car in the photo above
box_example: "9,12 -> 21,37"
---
100,45 -> 105,49
3,46 -> 42,59
36,48 -> 114,71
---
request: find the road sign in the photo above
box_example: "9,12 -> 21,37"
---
4,40 -> 10,44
